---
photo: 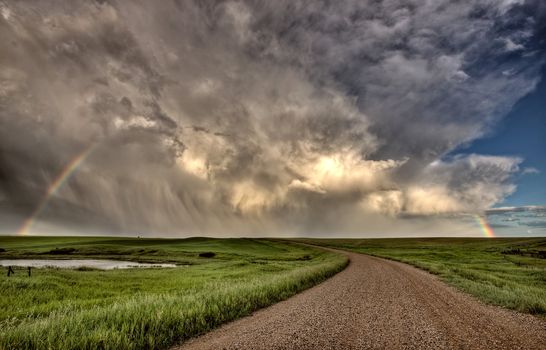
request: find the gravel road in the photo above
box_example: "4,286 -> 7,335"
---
174,250 -> 546,350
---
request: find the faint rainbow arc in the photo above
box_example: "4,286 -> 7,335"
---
17,145 -> 95,236
475,214 -> 495,238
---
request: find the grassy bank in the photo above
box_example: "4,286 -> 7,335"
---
299,237 -> 546,317
0,237 -> 347,349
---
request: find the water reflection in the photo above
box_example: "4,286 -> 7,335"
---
0,259 -> 176,270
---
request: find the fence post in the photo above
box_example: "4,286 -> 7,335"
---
7,266 -> 14,277
28,266 -> 31,277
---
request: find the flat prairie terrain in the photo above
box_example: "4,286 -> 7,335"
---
3,236 -> 545,350
299,237 -> 546,316
0,236 -> 347,349
178,248 -> 546,350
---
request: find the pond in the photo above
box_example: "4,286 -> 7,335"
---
0,259 -> 176,270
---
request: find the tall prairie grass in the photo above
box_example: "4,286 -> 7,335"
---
0,237 -> 347,349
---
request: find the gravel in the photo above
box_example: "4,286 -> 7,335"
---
174,250 -> 546,350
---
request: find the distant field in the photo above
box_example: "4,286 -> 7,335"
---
0,236 -> 347,350
298,237 -> 546,317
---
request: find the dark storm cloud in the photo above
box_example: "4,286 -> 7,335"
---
0,0 -> 544,236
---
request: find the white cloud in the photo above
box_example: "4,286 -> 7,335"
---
504,38 -> 525,52
1,5 -> 11,21
522,167 -> 540,175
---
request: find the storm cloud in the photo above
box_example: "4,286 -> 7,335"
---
0,0 -> 545,236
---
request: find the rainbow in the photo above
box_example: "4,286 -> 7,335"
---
475,214 -> 495,238
17,145 -> 95,236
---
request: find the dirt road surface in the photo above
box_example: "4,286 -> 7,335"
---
174,250 -> 546,350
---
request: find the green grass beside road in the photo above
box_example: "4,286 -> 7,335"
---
299,237 -> 546,317
0,236 -> 347,350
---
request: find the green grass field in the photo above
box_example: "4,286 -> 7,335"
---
298,237 -> 546,317
0,236 -> 347,350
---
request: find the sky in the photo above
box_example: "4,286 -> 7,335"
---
464,66 -> 546,206
0,0 -> 545,237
